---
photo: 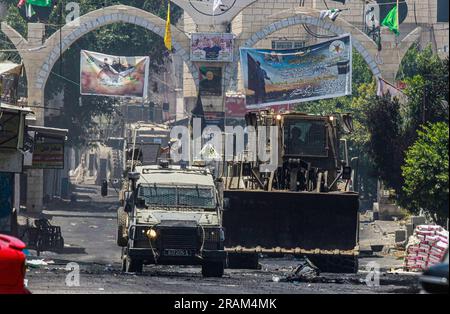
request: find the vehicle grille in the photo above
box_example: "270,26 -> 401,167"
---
160,228 -> 198,250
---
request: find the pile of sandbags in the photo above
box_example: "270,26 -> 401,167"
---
405,225 -> 448,272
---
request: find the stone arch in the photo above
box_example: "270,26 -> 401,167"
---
2,5 -> 197,91
38,5 -> 197,90
226,9 -> 384,91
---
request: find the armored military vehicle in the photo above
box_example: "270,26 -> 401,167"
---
223,111 -> 360,273
116,162 -> 227,277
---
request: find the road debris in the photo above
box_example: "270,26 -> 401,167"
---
271,257 -> 367,285
26,259 -> 55,268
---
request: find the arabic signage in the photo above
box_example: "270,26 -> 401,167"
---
240,34 -> 352,109
199,66 -> 223,96
80,50 -> 150,99
32,142 -> 65,169
191,33 -> 234,62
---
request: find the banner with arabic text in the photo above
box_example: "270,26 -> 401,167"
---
240,34 -> 352,109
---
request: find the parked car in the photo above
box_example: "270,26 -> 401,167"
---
0,234 -> 30,294
419,250 -> 449,294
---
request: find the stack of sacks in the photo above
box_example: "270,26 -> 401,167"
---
405,225 -> 449,272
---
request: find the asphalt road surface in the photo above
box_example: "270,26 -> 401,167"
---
22,185 -> 421,294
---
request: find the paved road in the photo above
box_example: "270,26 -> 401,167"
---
23,185 -> 420,294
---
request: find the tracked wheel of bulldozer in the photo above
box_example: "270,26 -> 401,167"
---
117,207 -> 128,247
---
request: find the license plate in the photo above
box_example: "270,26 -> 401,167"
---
163,249 -> 192,257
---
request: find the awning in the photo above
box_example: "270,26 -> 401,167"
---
27,125 -> 68,139
0,102 -> 33,114
0,62 -> 23,76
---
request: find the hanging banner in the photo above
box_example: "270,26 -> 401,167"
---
199,66 -> 223,96
191,33 -> 234,62
80,50 -> 149,99
240,34 -> 352,109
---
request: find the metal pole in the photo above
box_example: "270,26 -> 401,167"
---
396,0 -> 399,31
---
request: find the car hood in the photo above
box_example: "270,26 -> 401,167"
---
136,210 -> 220,226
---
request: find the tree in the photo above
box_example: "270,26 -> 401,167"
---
362,45 -> 449,199
364,94 -> 407,192
399,45 -> 449,132
402,122 -> 449,225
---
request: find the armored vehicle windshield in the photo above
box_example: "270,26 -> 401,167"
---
137,185 -> 216,210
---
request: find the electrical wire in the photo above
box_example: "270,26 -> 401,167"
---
302,24 -> 336,39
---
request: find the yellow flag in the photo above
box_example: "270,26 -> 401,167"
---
164,2 -> 172,51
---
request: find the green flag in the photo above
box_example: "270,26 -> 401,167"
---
382,5 -> 399,35
27,0 -> 52,7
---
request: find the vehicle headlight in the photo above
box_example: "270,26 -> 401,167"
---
146,229 -> 158,240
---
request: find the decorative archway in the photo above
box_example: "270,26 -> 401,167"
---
225,8 -> 422,91
1,4 -> 196,100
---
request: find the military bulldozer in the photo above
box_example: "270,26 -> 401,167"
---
222,111 -> 360,273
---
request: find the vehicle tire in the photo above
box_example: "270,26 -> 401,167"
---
202,261 -> 224,278
121,248 -> 127,272
117,207 -> 128,247
56,237 -> 65,253
125,257 -> 143,274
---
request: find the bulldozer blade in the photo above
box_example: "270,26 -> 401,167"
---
223,190 -> 359,253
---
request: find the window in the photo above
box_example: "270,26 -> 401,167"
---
437,0 -> 449,22
272,40 -> 306,50
284,119 -> 328,157
0,112 -> 20,149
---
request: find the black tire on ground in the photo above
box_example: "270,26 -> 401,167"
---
117,207 -> 128,247
202,261 -> 225,278
227,253 -> 260,270
125,257 -> 143,273
10,210 -> 18,237
304,254 -> 359,274
56,238 -> 65,253
121,248 -> 127,272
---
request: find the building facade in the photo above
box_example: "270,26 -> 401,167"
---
182,0 -> 449,108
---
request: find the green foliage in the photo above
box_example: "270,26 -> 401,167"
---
402,123 -> 449,225
361,45 -> 449,222
399,45 -> 449,132
364,94 -> 407,192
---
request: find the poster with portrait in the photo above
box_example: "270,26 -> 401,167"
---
191,33 -> 234,62
240,34 -> 352,109
199,66 -> 223,96
80,50 -> 149,99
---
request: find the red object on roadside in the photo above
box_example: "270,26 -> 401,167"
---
0,234 -> 30,294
